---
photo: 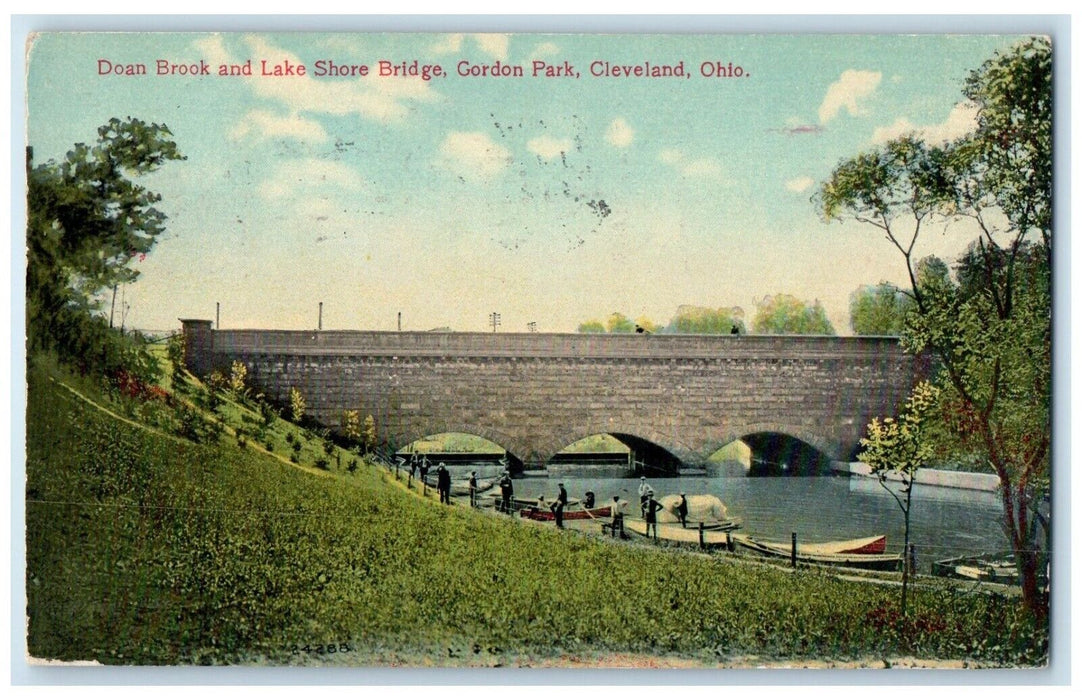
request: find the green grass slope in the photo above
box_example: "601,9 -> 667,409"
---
25,360 -> 1046,666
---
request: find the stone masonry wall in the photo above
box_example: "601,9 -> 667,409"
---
182,323 -> 928,468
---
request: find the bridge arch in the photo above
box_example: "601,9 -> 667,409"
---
549,426 -> 683,476
541,423 -> 694,475
389,423 -> 526,470
701,422 -> 840,477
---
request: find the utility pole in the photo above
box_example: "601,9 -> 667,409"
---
318,301 -> 323,331
489,312 -> 501,333
216,302 -> 220,330
398,311 -> 402,332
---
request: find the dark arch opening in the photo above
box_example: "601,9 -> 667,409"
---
740,433 -> 833,477
396,433 -> 523,475
609,433 -> 682,476
549,433 -> 682,476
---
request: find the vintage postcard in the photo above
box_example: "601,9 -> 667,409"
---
21,27 -> 1056,673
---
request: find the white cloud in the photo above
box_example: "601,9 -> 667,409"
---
657,148 -> 722,179
431,33 -> 509,61
819,69 -> 882,123
438,132 -> 512,178
658,148 -> 682,165
430,34 -> 464,54
785,176 -> 815,193
259,158 -> 365,200
606,118 -> 634,148
527,135 -> 572,160
474,34 -> 510,61
682,159 -> 721,178
229,109 -> 328,143
530,41 -> 559,61
195,35 -> 438,126
871,101 -> 979,145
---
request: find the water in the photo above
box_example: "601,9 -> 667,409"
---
508,473 -> 1009,573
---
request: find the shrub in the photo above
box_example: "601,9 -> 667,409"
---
228,361 -> 248,396
289,387 -> 305,423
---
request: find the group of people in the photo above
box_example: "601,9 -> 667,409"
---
637,476 -> 688,537
406,453 -> 456,505
407,459 -> 690,539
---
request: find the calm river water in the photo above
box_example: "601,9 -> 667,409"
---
508,473 -> 1008,573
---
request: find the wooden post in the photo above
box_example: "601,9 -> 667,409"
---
791,532 -> 798,568
726,530 -> 733,552
699,522 -> 705,550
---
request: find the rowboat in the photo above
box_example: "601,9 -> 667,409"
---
420,475 -> 494,496
623,518 -> 743,547
731,534 -> 901,571
519,505 -> 612,522
480,494 -> 581,512
932,552 -> 1043,586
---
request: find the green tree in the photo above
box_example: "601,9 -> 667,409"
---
819,38 -> 1051,618
859,382 -> 940,619
752,294 -> 835,335
634,316 -> 661,334
849,283 -> 915,335
666,305 -> 746,334
606,312 -> 636,334
577,320 -> 605,333
27,117 -> 185,368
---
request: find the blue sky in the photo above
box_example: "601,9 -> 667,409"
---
26,32 -> 1028,333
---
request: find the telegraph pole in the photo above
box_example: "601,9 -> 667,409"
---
489,312 -> 501,332
318,302 -> 323,330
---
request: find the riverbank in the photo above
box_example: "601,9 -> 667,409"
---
25,359 -> 1045,667
835,462 -> 1001,492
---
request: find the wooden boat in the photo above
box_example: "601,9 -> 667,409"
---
623,518 -> 743,547
731,534 -> 901,571
931,552 -> 1043,586
480,494 -> 581,512
520,505 -> 612,522
419,475 -> 494,496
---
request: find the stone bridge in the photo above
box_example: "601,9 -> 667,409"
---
181,320 -> 928,472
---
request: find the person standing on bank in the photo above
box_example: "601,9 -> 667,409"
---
499,470 -> 514,514
638,476 -> 653,517
436,462 -> 451,504
468,471 -> 479,508
645,495 -> 663,540
610,495 -> 625,538
551,482 -> 568,529
419,457 -> 430,490
676,493 -> 689,528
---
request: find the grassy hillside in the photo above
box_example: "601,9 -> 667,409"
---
25,358 -> 1046,666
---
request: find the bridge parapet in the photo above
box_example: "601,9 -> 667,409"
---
205,327 -> 908,360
